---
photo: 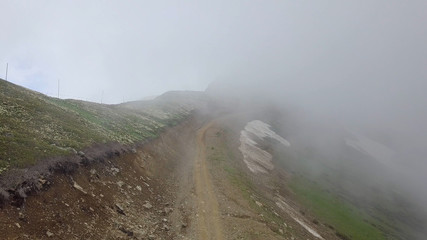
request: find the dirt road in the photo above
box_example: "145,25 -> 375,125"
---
193,121 -> 224,240
0,117 -> 337,239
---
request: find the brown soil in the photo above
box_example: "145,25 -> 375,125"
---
193,121 -> 224,239
0,113 -> 341,240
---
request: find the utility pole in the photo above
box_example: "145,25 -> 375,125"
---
5,63 -> 8,80
57,79 -> 60,98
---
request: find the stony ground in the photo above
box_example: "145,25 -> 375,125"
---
0,114 -> 343,240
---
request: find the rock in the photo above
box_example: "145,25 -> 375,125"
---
46,231 -> 54,237
119,226 -> 133,236
73,182 -> 87,194
162,218 -> 168,222
17,188 -> 27,198
116,181 -> 125,188
143,202 -> 153,209
115,204 -> 125,215
255,201 -> 263,207
279,228 -> 284,234
163,207 -> 173,215
131,148 -> 137,154
90,169 -> 97,175
111,167 -> 120,176
181,222 -> 188,228
15,223 -> 21,228
18,212 -> 25,221
136,185 -> 142,191
78,151 -> 85,156
162,224 -> 170,231
148,234 -> 156,240
36,178 -> 49,190
38,178 -> 47,185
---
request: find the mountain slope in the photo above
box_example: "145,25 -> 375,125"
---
0,79 -> 204,172
0,79 -> 424,240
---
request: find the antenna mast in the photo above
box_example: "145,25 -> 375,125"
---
5,63 -> 8,80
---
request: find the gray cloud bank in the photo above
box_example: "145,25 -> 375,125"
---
1,1 -> 425,105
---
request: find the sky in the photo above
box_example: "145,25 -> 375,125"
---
1,0 -> 426,105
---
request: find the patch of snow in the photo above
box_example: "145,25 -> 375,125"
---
345,132 -> 394,165
275,195 -> 324,239
244,120 -> 290,147
239,120 -> 290,174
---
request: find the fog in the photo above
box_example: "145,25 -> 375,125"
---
2,1 -> 425,103
2,1 -> 427,237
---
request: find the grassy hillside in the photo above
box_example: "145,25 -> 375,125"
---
289,177 -> 385,240
0,79 -> 205,173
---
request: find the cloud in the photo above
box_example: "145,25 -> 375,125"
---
0,0 -> 426,106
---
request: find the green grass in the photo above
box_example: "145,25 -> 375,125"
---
0,79 -> 200,172
289,177 -> 385,240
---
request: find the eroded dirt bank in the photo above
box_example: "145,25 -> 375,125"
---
0,115 -> 204,240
